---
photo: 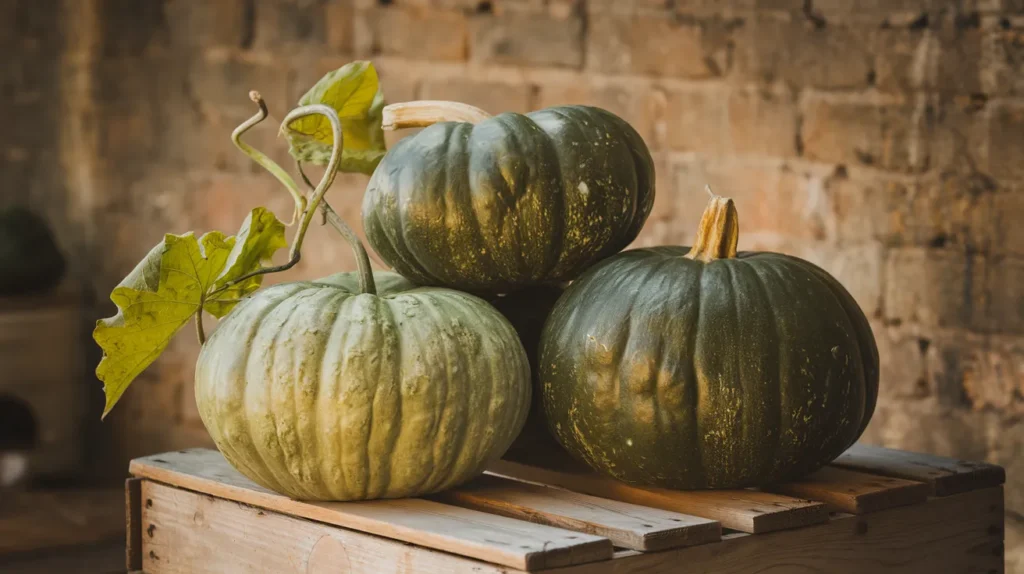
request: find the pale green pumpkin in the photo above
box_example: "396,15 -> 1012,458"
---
194,270 -> 531,500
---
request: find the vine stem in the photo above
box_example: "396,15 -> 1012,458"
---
232,91 -> 306,225
219,99 -> 377,296
298,161 -> 390,271
195,313 -> 206,345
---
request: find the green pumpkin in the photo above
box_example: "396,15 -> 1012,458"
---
363,105 -> 655,292
0,206 -> 66,295
539,196 -> 879,489
195,271 -> 531,501
488,285 -> 570,465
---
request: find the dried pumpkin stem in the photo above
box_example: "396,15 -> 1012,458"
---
231,91 -> 307,225
382,100 -> 492,130
684,189 -> 739,262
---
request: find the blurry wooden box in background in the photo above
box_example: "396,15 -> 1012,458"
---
0,284 -> 87,484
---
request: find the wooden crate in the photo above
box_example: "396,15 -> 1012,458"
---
125,444 -> 1006,574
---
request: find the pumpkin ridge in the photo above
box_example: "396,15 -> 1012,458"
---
520,113 -> 566,280
738,259 -> 785,478
438,292 -> 488,490
759,257 -> 861,475
412,293 -> 452,492
224,288 -> 300,493
372,295 -> 401,498
776,256 -> 873,443
692,263 -> 707,482
452,290 -> 503,487
268,289 -> 321,499
240,286 -> 315,495
196,293 -> 271,492
317,288 -> 357,500
582,106 -> 650,254
286,287 -> 339,495
372,139 -> 436,284
464,121 -> 512,284
783,256 -> 879,438
493,114 -> 531,280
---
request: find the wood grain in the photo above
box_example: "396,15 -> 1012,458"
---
435,474 -> 721,551
131,449 -> 612,571
763,466 -> 930,513
831,443 -> 1006,496
549,486 -> 1005,574
488,460 -> 828,534
125,478 -> 142,571
140,481 -> 517,574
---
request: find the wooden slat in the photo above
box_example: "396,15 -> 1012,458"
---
126,478 -> 143,571
434,474 -> 721,551
831,443 -> 1005,496
763,466 -> 930,513
140,481 -> 515,574
549,486 -> 1005,574
488,460 -> 828,534
130,449 -> 611,571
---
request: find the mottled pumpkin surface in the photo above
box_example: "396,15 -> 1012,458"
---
539,247 -> 879,489
362,105 -> 655,292
195,271 -> 531,501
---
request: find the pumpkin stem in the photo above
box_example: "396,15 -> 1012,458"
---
281,105 -> 378,296
684,191 -> 739,262
231,91 -> 307,226
382,100 -> 492,130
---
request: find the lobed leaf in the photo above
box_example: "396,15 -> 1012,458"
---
284,61 -> 387,174
94,208 -> 286,417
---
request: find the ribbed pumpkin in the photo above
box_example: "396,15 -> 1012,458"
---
362,101 -> 655,292
539,195 -> 879,489
195,271 -> 531,500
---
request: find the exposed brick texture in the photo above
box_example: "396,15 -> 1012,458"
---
3,0 -> 1022,567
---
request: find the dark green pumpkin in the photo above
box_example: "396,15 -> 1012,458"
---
488,285 -> 570,465
362,105 -> 655,292
539,196 -> 879,489
0,206 -> 66,295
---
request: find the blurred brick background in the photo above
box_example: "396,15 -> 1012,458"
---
1,0 -> 1022,567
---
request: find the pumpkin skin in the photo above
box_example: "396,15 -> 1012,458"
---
195,271 -> 531,501
539,199 -> 879,489
488,286 -> 570,465
362,105 -> 655,292
0,206 -> 66,295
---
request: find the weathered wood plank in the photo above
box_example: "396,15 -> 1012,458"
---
764,466 -> 930,513
126,478 -> 143,571
549,486 -> 1005,574
131,449 -> 611,571
435,474 -> 721,551
831,443 -> 1005,496
488,460 -> 828,534
140,481 -> 518,574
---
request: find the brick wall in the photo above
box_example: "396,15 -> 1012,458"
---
3,0 -> 1022,566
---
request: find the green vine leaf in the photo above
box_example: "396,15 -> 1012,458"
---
285,61 -> 386,174
94,208 -> 286,418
